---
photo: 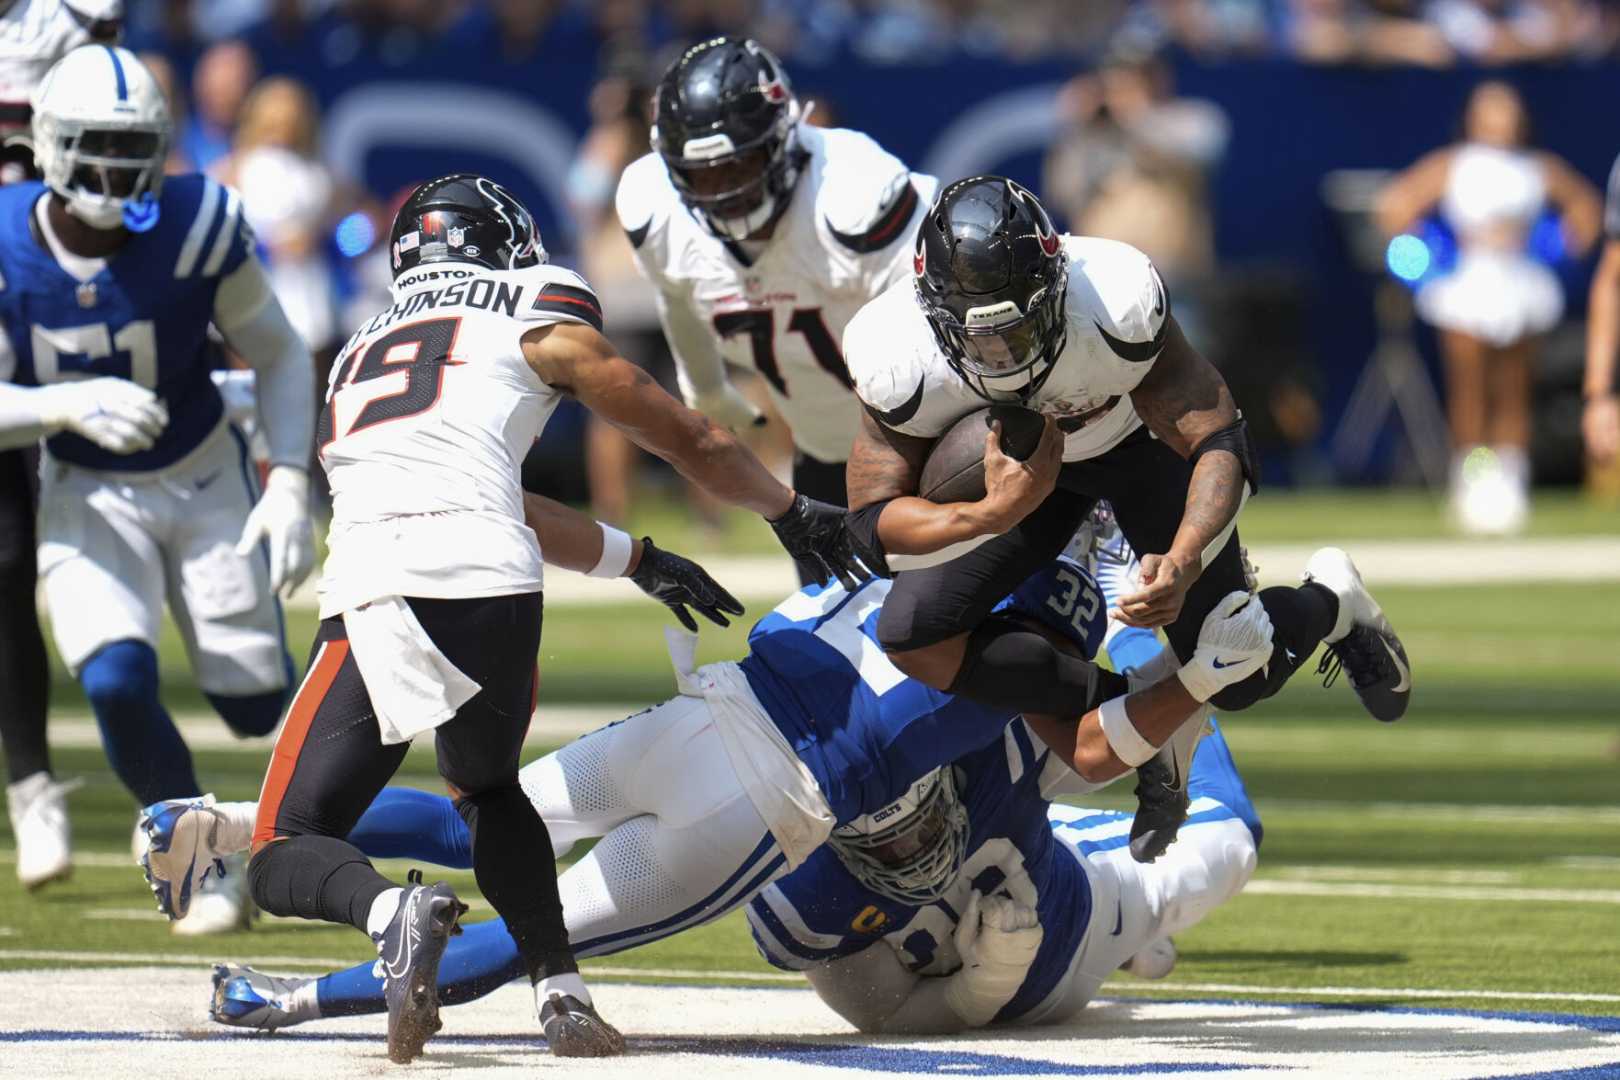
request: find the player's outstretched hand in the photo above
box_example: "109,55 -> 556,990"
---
40,376 -> 169,454
1114,552 -> 1195,629
1177,590 -> 1274,702
768,493 -> 869,590
629,537 -> 745,631
235,466 -> 315,598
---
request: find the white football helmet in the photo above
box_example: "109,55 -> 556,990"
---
828,767 -> 970,905
30,45 -> 169,232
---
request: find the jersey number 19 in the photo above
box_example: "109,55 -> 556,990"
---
318,317 -> 461,451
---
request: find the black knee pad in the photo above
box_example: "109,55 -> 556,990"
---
874,582 -> 931,652
249,835 -> 389,930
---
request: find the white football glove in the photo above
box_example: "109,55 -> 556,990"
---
945,888 -> 1045,1027
38,377 -> 169,454
235,465 -> 315,598
1178,590 -> 1275,702
693,382 -> 765,432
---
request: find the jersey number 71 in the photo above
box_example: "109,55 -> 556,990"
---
318,317 -> 461,452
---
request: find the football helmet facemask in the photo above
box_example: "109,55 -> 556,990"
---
651,36 -> 805,241
30,45 -> 169,232
828,767 -> 970,906
389,173 -> 546,282
914,176 -> 1069,402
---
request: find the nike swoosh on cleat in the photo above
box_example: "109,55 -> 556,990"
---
1211,657 -> 1244,669
1382,637 -> 1412,693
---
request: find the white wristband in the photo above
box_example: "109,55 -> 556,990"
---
1098,695 -> 1158,767
1175,663 -> 1221,704
588,525 -> 634,578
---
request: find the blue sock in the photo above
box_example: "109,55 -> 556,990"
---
1105,625 -> 1164,677
316,916 -> 524,1016
347,787 -> 474,868
80,640 -> 200,805
1188,717 -> 1263,849
207,688 -> 287,738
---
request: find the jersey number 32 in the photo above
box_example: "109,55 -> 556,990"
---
318,317 -> 461,451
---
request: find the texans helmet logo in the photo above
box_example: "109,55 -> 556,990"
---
760,75 -> 789,103
1006,178 -> 1061,256
913,243 -> 925,277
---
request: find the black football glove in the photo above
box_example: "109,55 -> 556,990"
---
767,494 -> 869,590
628,537 -> 745,632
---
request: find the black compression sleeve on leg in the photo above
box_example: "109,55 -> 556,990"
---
1209,584 -> 1340,711
0,487 -> 50,783
948,615 -> 1130,716
248,835 -> 395,933
456,785 -> 575,983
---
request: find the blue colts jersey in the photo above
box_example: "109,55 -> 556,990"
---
739,578 -> 1019,825
746,719 -> 1092,1024
0,176 -> 252,470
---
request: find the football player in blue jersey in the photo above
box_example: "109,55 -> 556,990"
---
745,720 -> 1259,1032
0,46 -> 314,933
172,553 -> 1271,1031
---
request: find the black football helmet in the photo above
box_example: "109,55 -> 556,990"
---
914,176 -> 1069,402
651,36 -> 805,240
389,173 -> 544,279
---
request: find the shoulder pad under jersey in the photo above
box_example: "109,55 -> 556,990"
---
814,128 -> 922,257
1064,236 -> 1170,370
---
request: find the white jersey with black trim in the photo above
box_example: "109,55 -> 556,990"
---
0,0 -> 117,136
617,124 -> 937,463
845,235 -> 1169,462
315,262 -> 602,617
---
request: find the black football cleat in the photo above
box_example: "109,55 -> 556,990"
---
1303,547 -> 1412,722
373,874 -> 467,1064
1128,755 -> 1189,864
539,992 -> 626,1057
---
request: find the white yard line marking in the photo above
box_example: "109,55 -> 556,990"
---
43,706 -> 635,751
1114,981 -> 1620,1004
1244,880 -> 1620,904
1270,865 -> 1524,885
1261,800 -> 1620,826
267,536 -> 1620,610
2,950 -> 1612,1006
0,949 -> 800,982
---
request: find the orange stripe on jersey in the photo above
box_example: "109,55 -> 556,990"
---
252,639 -> 350,844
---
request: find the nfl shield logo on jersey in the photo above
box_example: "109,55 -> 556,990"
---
76,283 -> 97,308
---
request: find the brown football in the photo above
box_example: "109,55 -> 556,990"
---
917,405 -> 1046,504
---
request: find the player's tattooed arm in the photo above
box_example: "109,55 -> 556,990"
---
1122,319 -> 1244,626
523,322 -> 794,518
847,406 -> 930,508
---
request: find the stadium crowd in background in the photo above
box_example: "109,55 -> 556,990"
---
119,0 -> 1620,68
103,0 -> 1620,528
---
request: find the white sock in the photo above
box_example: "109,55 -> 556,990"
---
288,978 -> 323,1021
366,887 -> 404,939
536,972 -> 590,1008
213,801 -> 258,855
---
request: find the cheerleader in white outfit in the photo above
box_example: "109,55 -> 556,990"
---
1378,81 -> 1601,533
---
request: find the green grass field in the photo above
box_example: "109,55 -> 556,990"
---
2,491 -> 1617,1021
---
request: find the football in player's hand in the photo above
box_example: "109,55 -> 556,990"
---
918,405 -> 1045,504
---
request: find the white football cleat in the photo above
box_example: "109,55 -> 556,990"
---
139,794 -> 248,920
7,772 -> 78,889
210,964 -> 315,1030
173,850 -> 255,935
1303,547 -> 1411,722
1122,937 -> 1177,980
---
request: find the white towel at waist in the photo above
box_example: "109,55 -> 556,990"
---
344,596 -> 482,745
666,628 -> 834,868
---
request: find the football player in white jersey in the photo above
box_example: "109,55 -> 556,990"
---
0,0 -> 121,893
0,47 -> 313,936
842,177 -> 1414,857
616,37 -> 934,580
239,173 -> 862,1064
